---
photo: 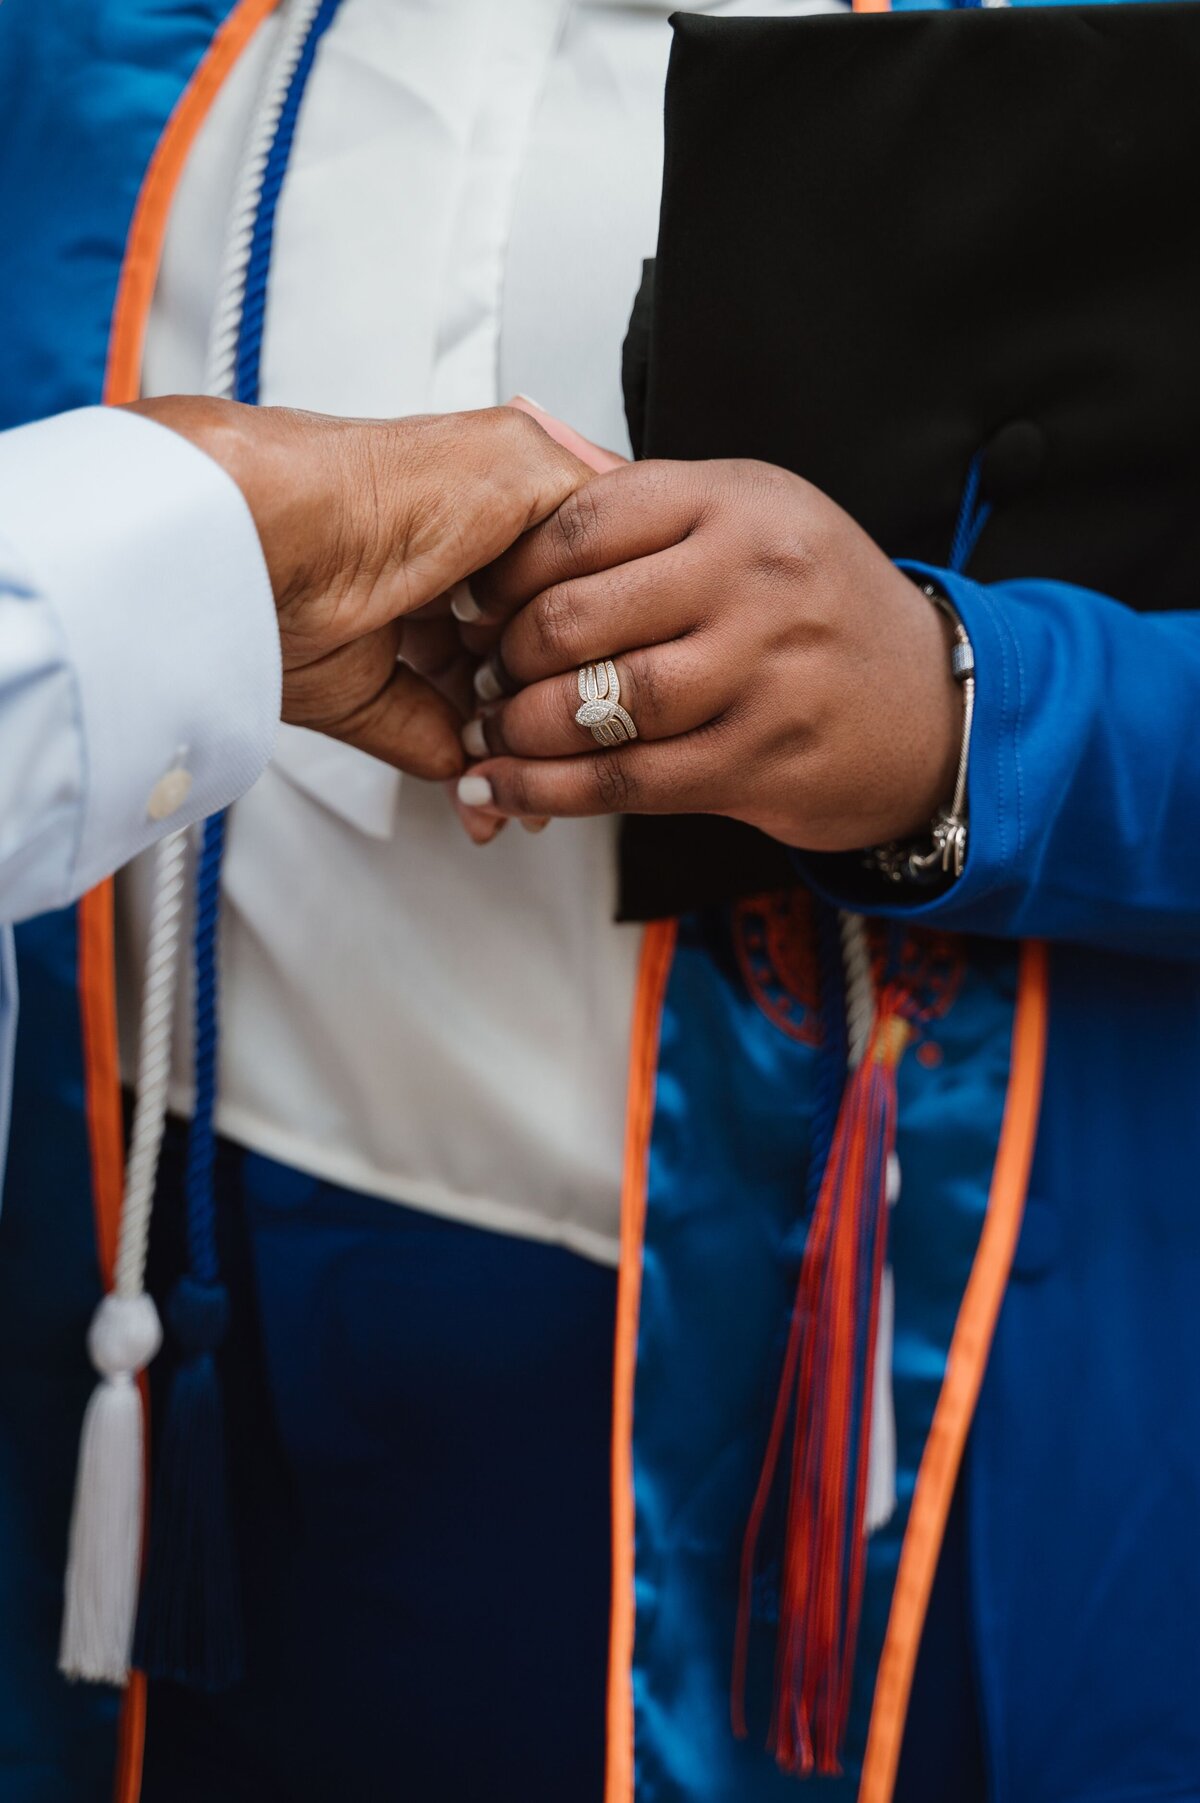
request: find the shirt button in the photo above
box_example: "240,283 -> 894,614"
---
147,766 -> 193,821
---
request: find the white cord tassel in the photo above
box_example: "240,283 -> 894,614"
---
60,829 -> 188,1684
839,913 -> 899,1537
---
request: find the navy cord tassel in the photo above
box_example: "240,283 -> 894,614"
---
136,813 -> 242,1687
136,0 -> 344,1689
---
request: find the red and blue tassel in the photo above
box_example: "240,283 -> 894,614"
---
734,988 -> 912,1776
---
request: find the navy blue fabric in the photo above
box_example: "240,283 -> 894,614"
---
0,5 -> 243,1794
140,1124 -> 616,1802
0,908 -> 124,1799
970,943 -> 1200,1803
894,1479 -> 985,1803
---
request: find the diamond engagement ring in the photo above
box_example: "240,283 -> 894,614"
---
575,659 -> 638,746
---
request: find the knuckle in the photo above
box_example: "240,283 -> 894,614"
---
530,583 -> 584,666
550,484 -> 603,559
624,653 -> 664,726
592,751 -> 634,812
752,518 -> 824,593
497,405 -> 544,451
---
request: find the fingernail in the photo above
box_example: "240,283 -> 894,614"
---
520,817 -> 550,834
457,774 -> 494,808
474,660 -> 504,703
513,392 -> 547,412
449,580 -> 482,623
461,717 -> 488,759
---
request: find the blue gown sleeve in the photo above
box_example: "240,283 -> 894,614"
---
800,563 -> 1200,961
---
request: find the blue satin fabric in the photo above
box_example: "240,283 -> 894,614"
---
0,0 -> 243,432
628,912 -> 1016,1801
802,558 -> 1200,1797
0,4 -> 243,1797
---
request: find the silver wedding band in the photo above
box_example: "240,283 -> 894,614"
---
575,659 -> 638,747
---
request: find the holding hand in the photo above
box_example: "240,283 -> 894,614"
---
130,397 -> 587,781
458,459 -> 963,852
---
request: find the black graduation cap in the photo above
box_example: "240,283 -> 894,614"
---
616,2 -> 1200,921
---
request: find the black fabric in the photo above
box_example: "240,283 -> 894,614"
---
621,257 -> 655,465
616,811 -> 794,922
616,3 -> 1200,921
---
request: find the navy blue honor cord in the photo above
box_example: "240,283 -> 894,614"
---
136,0 -> 347,1690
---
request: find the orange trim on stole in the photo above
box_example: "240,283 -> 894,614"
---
78,886 -> 125,1284
103,0 -> 283,408
859,939 -> 1050,1803
599,932 -> 1046,1803
81,5 -> 283,1800
604,920 -> 678,1803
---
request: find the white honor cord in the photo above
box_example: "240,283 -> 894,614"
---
62,0 -> 329,1689
117,827 -> 189,1294
840,910 -> 874,1072
59,828 -> 188,1684
203,0 -> 328,400
838,910 -> 899,1537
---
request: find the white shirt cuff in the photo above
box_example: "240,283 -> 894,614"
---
0,406 -> 281,899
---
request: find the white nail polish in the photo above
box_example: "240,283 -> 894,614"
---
449,580 -> 482,623
474,662 -> 503,703
457,774 -> 494,808
462,717 -> 488,759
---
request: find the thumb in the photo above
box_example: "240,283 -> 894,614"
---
329,661 -> 466,780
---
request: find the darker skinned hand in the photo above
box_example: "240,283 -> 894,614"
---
456,458 -> 961,852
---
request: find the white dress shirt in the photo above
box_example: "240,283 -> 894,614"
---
127,0 -> 840,1264
0,405 -> 280,1188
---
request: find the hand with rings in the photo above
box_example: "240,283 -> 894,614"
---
454,458 -> 963,853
